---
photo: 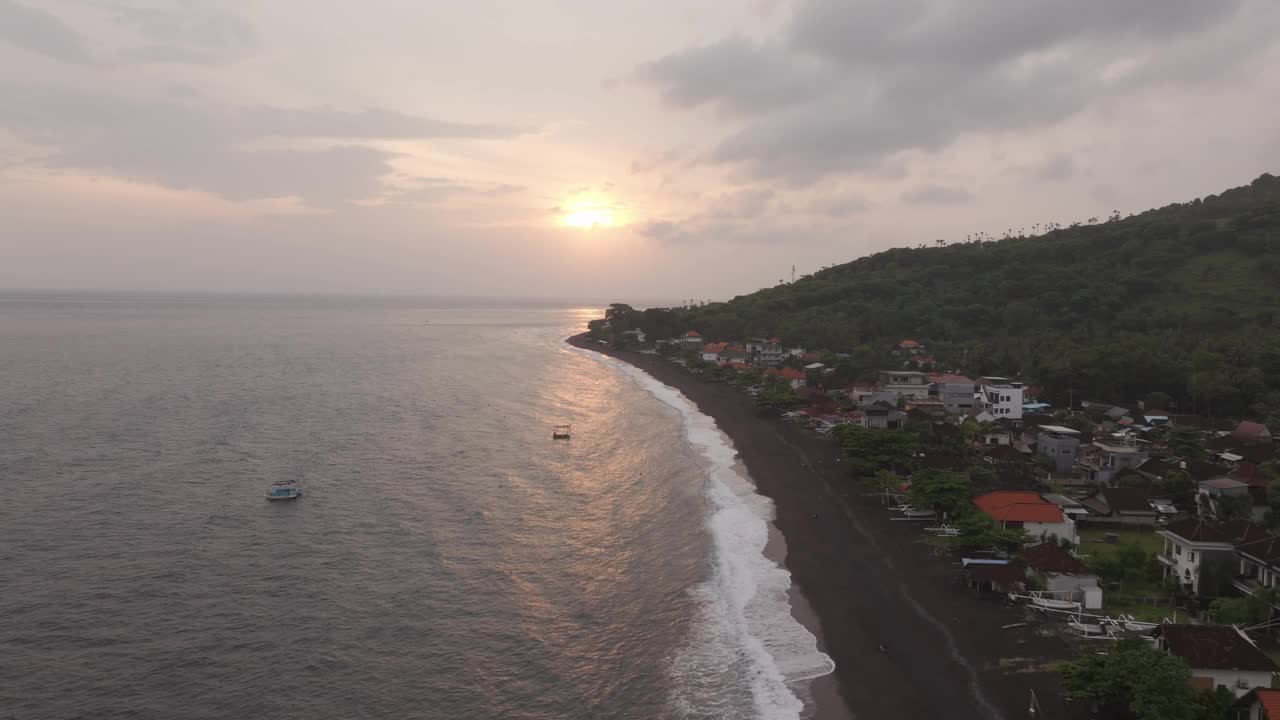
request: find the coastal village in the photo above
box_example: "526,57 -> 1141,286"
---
594,324 -> 1280,718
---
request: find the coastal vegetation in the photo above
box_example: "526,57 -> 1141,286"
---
600,173 -> 1280,423
1060,637 -> 1237,720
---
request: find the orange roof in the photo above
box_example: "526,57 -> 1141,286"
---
702,342 -> 729,353
1257,689 -> 1280,718
898,340 -> 922,347
780,368 -> 806,380
973,491 -> 1065,524
685,330 -> 701,337
768,337 -> 782,343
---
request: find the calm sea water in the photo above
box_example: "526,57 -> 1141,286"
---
0,293 -> 830,720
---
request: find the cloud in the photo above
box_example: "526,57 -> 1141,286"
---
901,184 -> 972,205
638,36 -> 828,115
1032,154 -> 1076,182
0,84 -> 524,207
807,191 -> 868,217
0,0 -> 89,63
637,0 -> 1275,184
119,44 -> 224,65
114,5 -> 257,55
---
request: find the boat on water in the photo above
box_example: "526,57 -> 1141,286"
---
552,424 -> 571,440
266,479 -> 303,501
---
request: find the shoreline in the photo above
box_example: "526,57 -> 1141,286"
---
569,334 -> 1086,720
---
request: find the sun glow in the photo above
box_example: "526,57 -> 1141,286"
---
558,197 -> 627,230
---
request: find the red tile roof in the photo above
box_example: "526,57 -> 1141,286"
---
1159,624 -> 1276,672
1254,689 -> 1280,719
685,330 -> 701,337
1022,543 -> 1090,574
930,373 -> 975,384
973,492 -> 1065,524
898,340 -> 922,347
780,368 -> 806,380
702,342 -> 728,353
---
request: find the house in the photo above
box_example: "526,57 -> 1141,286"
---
962,558 -> 1025,594
767,367 -> 808,390
1022,543 -> 1103,609
973,491 -> 1077,544
719,346 -> 749,365
978,377 -> 1024,419
1075,438 -> 1150,485
904,396 -> 947,418
618,328 -> 646,344
1234,536 -> 1280,601
864,404 -> 906,429
1158,518 -> 1268,596
930,374 -> 978,415
682,330 -> 704,350
878,370 -> 932,399
897,339 -> 925,354
1236,688 -> 1280,719
1034,425 -> 1082,475
1199,477 -> 1253,518
1233,422 -> 1274,447
804,362 -> 828,373
1156,624 -> 1276,697
700,342 -> 729,363
746,338 -> 786,367
1078,486 -> 1161,527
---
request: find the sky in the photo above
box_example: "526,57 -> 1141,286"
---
2,0 -> 1279,301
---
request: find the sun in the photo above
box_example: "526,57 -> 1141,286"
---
557,196 -> 627,230
561,207 -> 616,229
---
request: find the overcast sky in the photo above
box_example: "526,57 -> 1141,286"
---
3,1 -> 1279,300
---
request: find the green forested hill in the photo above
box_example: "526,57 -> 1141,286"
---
658,174 -> 1280,420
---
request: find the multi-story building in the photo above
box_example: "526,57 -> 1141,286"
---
878,370 -> 932,399
1035,425 -> 1083,475
746,338 -> 786,367
1075,437 -> 1150,485
978,377 -> 1024,419
930,374 -> 977,415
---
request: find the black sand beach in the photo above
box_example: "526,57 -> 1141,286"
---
570,334 -> 1087,720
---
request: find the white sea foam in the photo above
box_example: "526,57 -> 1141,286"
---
573,348 -> 835,720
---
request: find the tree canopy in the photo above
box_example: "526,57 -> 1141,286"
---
645,174 -> 1280,419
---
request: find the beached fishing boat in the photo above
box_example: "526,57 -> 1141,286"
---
266,479 -> 302,501
897,506 -> 936,518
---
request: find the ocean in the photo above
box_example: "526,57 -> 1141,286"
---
0,293 -> 832,719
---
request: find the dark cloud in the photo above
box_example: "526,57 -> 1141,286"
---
638,0 -> 1273,184
0,0 -> 90,63
0,85 -> 523,207
901,184 -> 972,205
638,37 -> 828,115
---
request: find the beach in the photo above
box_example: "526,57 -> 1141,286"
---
569,334 -> 1087,720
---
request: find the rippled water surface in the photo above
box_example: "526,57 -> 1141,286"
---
0,293 -> 828,719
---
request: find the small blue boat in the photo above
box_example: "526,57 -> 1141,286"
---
266,479 -> 303,501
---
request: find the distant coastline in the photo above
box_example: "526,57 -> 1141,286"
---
568,332 -> 1084,720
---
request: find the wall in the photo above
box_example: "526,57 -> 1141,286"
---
1191,669 -> 1274,698
1023,519 -> 1077,544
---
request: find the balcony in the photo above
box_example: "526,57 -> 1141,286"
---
1156,554 -> 1177,568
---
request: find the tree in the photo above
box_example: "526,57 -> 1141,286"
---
753,378 -> 805,410
1060,637 -> 1198,720
906,469 -> 973,518
1158,469 -> 1197,511
1167,426 -> 1208,461
1212,492 -> 1253,522
1209,586 -> 1280,625
1144,391 -> 1174,410
832,425 -> 920,477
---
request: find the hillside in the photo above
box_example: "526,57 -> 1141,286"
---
635,174 -> 1280,421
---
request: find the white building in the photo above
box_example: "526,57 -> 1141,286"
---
978,377 -> 1024,419
1158,624 -> 1277,697
1157,518 -> 1266,596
